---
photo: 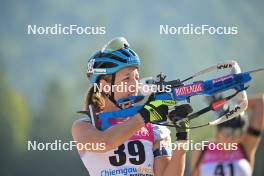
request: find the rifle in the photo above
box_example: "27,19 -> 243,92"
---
79,60 -> 264,130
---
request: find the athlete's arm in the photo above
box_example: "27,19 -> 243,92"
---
72,99 -> 175,154
242,94 -> 264,166
154,104 -> 192,176
190,149 -> 202,176
153,139 -> 187,176
153,136 -> 171,175
72,113 -> 144,153
161,141 -> 187,176
153,131 -> 187,176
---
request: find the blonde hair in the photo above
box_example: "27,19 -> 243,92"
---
84,75 -> 112,113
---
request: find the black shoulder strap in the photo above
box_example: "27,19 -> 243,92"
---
190,146 -> 208,176
77,104 -> 101,130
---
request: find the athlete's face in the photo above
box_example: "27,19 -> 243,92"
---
113,67 -> 139,100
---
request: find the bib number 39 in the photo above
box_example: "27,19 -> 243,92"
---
109,140 -> 146,166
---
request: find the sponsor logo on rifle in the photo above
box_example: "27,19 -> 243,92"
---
212,74 -> 233,84
175,83 -> 204,96
225,106 -> 241,119
217,64 -> 232,69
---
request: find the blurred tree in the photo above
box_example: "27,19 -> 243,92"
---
21,78 -> 87,176
0,61 -> 31,175
32,78 -> 69,138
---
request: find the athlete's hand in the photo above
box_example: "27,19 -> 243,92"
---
139,99 -> 176,123
169,104 -> 193,140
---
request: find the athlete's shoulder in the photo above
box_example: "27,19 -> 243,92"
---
71,116 -> 96,141
72,116 -> 93,131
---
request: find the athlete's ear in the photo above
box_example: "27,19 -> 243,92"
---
98,79 -> 111,95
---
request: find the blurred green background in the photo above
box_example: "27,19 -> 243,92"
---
0,0 -> 263,175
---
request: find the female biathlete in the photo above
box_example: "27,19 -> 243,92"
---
190,94 -> 264,176
72,37 -> 191,176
